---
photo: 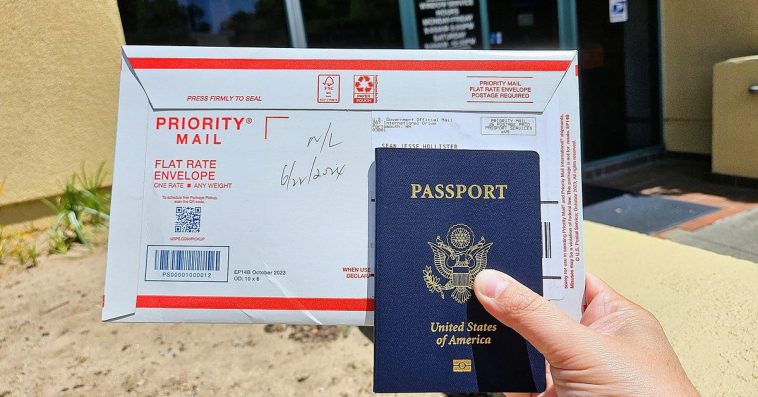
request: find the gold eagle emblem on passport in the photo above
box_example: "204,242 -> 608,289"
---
423,224 -> 493,303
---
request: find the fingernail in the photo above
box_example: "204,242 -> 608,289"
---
477,270 -> 509,299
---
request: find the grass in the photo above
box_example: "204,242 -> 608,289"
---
9,237 -> 38,268
0,164 -> 110,269
1,181 -> 36,268
0,227 -> 6,265
0,221 -> 40,269
42,163 -> 110,253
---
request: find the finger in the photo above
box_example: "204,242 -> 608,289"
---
584,272 -> 616,303
585,272 -> 636,309
537,362 -> 558,397
544,362 -> 554,390
581,273 -> 614,326
580,290 -> 610,327
581,273 -> 638,326
539,386 -> 558,397
474,269 -> 592,365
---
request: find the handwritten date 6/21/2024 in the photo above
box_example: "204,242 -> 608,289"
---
280,123 -> 346,190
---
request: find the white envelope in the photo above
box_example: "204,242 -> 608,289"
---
103,46 -> 585,324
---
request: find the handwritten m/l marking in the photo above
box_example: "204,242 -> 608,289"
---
306,122 -> 342,153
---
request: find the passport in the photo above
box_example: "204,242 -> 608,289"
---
373,148 -> 545,393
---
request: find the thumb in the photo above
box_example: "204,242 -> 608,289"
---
474,269 -> 593,365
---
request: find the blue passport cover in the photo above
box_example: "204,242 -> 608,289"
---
374,148 -> 544,393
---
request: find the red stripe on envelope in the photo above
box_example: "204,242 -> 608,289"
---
136,295 -> 375,311
128,58 -> 571,72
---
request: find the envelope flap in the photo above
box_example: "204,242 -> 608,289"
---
102,55 -> 152,321
123,46 -> 574,112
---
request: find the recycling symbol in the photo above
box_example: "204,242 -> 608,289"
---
355,75 -> 374,93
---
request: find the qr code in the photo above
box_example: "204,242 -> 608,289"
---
175,207 -> 201,233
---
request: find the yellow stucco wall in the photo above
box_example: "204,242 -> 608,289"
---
660,0 -> 758,154
0,1 -> 124,224
712,56 -> 758,179
585,222 -> 758,395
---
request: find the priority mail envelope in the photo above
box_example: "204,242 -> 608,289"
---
102,46 -> 584,324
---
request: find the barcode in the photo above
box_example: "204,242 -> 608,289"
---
154,249 -> 221,271
543,221 -> 552,259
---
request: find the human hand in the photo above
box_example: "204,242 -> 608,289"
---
473,270 -> 700,397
